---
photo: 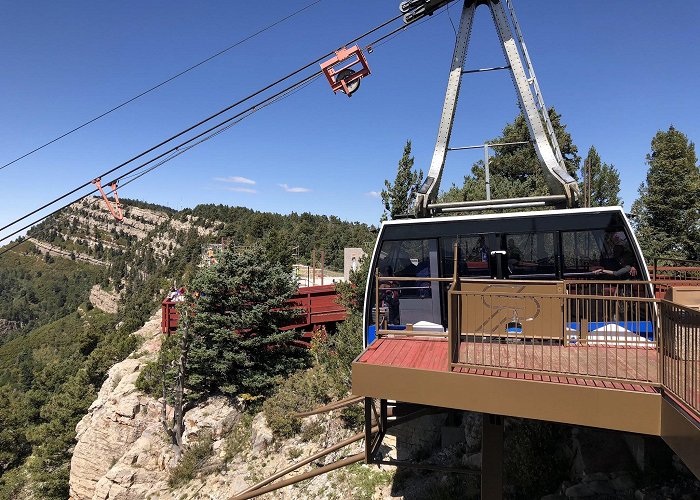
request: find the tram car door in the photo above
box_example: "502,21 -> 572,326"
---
374,238 -> 442,332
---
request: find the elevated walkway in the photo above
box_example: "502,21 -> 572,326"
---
354,337 -> 662,435
352,278 -> 700,478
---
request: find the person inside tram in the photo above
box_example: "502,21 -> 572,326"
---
466,236 -> 489,263
393,249 -> 417,278
464,236 -> 489,274
593,244 -> 638,279
379,266 -> 401,325
507,238 -> 537,272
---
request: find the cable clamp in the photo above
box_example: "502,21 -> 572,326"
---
92,177 -> 124,222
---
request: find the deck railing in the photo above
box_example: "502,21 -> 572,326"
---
371,272 -> 700,417
651,257 -> 700,300
661,301 -> 700,419
448,280 -> 660,385
652,257 -> 700,282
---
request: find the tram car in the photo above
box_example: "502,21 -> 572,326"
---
363,206 -> 655,347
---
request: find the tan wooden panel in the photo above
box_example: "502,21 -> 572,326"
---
458,282 -> 564,340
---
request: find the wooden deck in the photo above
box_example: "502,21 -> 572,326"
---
358,337 -> 660,393
460,341 -> 659,385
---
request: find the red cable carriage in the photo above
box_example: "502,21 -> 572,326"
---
320,45 -> 371,97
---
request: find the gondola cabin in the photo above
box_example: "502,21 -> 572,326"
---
363,206 -> 654,347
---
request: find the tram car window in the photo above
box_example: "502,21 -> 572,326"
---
561,229 -> 642,282
441,235 -> 491,278
503,232 -> 557,279
373,238 -> 441,327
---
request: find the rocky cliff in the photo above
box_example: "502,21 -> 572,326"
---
69,312 -> 168,499
68,312 -> 382,500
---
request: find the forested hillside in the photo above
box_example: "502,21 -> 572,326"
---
0,197 -> 374,498
187,204 -> 376,270
24,197 -> 375,332
0,242 -> 102,339
0,307 -> 134,499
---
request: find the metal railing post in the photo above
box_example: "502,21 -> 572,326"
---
658,300 -> 665,393
448,242 -> 461,367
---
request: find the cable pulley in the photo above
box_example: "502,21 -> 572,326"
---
320,45 -> 371,96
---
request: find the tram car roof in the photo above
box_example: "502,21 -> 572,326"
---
377,206 -> 637,240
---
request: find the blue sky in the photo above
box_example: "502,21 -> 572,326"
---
0,0 -> 698,236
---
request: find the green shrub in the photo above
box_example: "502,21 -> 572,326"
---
168,433 -> 214,489
300,422 -> 324,442
333,462 -> 393,500
223,414 -> 253,461
311,312 -> 363,396
0,467 -> 28,499
340,402 -> 364,432
262,366 -> 334,438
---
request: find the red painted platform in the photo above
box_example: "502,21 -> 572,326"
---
161,284 -> 346,335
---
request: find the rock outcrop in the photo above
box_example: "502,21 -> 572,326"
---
89,285 -> 119,315
28,237 -> 108,267
69,313 -> 166,500
68,308 -> 376,500
68,309 -> 368,500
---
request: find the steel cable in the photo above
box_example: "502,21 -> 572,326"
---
0,12 -> 403,236
0,0 -> 324,172
0,12 -> 430,257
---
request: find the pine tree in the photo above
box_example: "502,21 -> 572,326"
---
632,126 -> 700,259
149,247 -> 310,459
186,246 -> 308,401
381,140 -> 424,220
580,146 -> 621,207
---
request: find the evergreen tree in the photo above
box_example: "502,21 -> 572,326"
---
381,140 -> 424,220
186,246 -> 308,400
580,146 -> 622,207
632,126 -> 700,259
0,386 -> 31,474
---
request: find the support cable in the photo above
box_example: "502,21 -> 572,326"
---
0,72 -> 322,255
0,12 -> 403,236
0,13 -> 424,257
0,0 -> 324,172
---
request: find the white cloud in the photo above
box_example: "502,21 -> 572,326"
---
366,191 -> 381,198
279,183 -> 311,193
214,176 -> 256,185
225,187 -> 257,193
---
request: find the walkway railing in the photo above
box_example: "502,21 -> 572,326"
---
448,280 -> 660,385
370,272 -> 700,417
652,257 -> 700,282
661,301 -> 700,419
651,257 -> 700,299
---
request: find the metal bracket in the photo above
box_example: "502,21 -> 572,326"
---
401,0 -> 458,24
414,0 -> 579,217
92,177 -> 124,222
320,45 -> 371,97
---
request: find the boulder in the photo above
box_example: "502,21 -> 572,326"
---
250,413 -> 274,453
